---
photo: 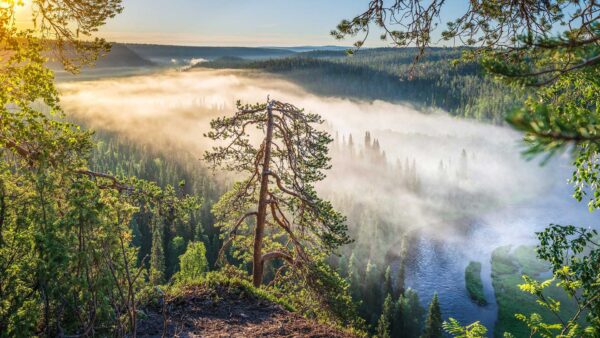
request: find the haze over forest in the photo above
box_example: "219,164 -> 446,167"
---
54,46 -> 595,333
2,1 -> 599,337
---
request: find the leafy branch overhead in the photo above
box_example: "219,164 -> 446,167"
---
332,0 -> 599,85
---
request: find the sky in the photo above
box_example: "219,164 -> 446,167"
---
98,0 -> 371,46
14,0 -> 470,47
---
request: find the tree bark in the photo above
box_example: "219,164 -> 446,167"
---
253,103 -> 273,287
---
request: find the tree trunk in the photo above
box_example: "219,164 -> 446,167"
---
253,103 -> 273,287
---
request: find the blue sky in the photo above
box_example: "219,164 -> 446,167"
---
96,0 -> 469,47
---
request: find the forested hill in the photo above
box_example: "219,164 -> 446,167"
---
126,43 -> 297,64
195,48 -> 523,123
47,43 -> 155,70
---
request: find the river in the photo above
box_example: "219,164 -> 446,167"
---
404,162 -> 598,334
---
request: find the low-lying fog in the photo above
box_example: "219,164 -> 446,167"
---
58,67 -> 596,329
58,68 -> 566,237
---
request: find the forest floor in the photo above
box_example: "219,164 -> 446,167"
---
137,283 -> 352,338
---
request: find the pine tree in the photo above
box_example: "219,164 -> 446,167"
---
376,294 -> 393,338
205,100 -> 350,287
422,293 -> 443,338
348,133 -> 355,156
364,131 -> 372,149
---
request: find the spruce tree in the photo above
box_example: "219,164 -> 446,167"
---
376,294 -> 393,338
403,288 -> 424,338
395,262 -> 405,298
391,295 -> 404,338
348,252 -> 362,300
422,293 -> 443,338
365,260 -> 382,323
150,218 -> 166,285
383,265 -> 393,298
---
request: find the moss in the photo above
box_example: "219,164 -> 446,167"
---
167,270 -> 295,312
465,261 -> 487,306
161,269 -> 367,337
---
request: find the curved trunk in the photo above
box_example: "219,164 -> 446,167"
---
253,104 -> 273,287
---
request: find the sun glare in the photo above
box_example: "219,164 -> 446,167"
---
0,0 -> 28,10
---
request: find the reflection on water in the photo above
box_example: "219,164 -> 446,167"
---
404,164 -> 598,333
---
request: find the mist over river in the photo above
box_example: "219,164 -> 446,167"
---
58,68 -> 598,331
404,167 -> 597,332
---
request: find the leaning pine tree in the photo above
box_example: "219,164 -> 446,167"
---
204,99 -> 351,287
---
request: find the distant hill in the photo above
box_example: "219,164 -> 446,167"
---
126,44 -> 297,65
95,43 -> 155,68
195,47 -> 518,123
47,43 -> 154,70
264,45 -> 349,53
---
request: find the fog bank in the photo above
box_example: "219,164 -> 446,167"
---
58,68 -> 564,250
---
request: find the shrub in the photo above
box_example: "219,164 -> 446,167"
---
176,242 -> 208,283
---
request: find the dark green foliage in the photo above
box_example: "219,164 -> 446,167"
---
400,288 -> 425,338
199,48 -> 520,124
168,236 -> 186,277
0,2 -> 209,335
89,133 -> 221,270
150,220 -> 166,285
391,295 -> 404,338
364,261 -> 383,323
507,66 -> 600,161
376,294 -> 393,338
278,259 -> 364,329
422,293 -> 443,338
464,262 -> 487,306
348,252 -> 363,302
